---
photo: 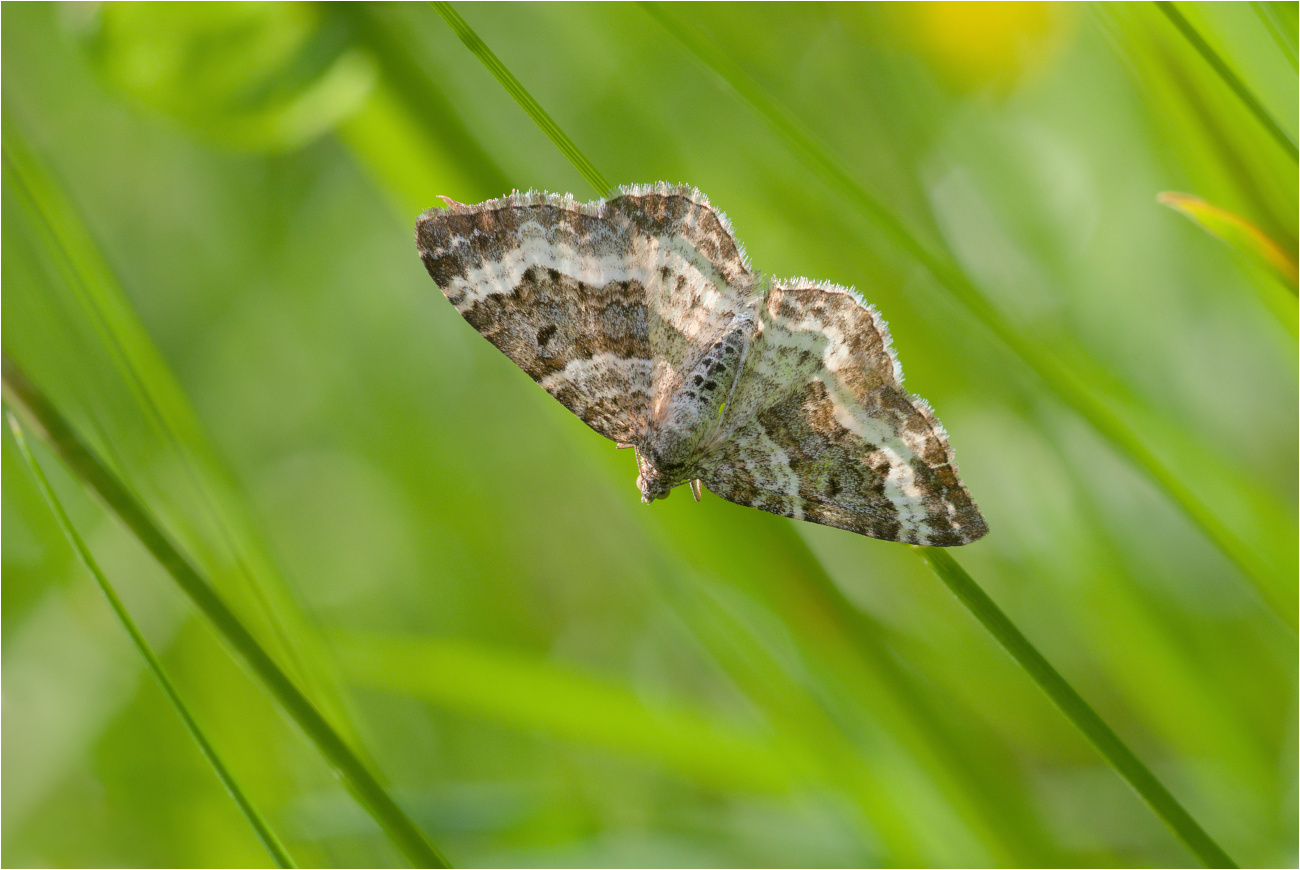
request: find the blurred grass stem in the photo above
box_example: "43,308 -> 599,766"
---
429,1 -> 611,196
0,357 -> 451,869
1253,2 -> 1298,71
1156,1 -> 1298,161
914,546 -> 1237,869
7,412 -> 298,870
1,113 -> 365,741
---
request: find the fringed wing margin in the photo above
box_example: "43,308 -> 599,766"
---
701,279 -> 987,546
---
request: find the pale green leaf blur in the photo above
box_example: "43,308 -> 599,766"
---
3,2 -> 1295,867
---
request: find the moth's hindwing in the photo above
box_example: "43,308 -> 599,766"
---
701,280 -> 987,546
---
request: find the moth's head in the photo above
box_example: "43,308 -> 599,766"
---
634,451 -> 675,503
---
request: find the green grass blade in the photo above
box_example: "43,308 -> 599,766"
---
1,113 -> 364,736
337,632 -> 810,794
1159,191 -> 1298,290
639,3 -> 1295,631
1,357 -> 450,870
429,1 -> 611,196
913,546 -> 1238,869
772,531 -> 1058,862
335,3 -> 514,197
1254,1 -> 1298,70
392,15 -> 1042,844
1157,1 -> 1299,161
7,412 -> 298,870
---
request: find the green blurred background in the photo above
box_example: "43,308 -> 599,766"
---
3,2 -> 1296,866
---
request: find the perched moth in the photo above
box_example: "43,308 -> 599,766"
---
416,184 -> 987,546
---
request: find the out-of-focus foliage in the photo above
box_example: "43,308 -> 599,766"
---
82,3 -> 376,151
3,2 -> 1295,867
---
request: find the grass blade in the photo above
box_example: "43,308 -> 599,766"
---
638,3 -> 1295,631
1,356 -> 450,869
913,546 -> 1237,869
1254,1 -> 1298,70
1,113 -> 363,737
1159,191 -> 1298,290
429,1 -> 611,196
334,3 -> 514,198
337,632 -> 809,794
7,412 -> 298,870
1156,1 -> 1298,161
425,9 -> 1244,862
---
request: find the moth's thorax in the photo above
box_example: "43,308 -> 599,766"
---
637,312 -> 756,501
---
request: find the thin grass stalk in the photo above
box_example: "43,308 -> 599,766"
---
1,356 -> 450,870
7,413 -> 298,870
429,9 -> 1240,864
913,546 -> 1237,869
768,530 -> 1061,862
429,1 -> 611,196
651,529 -> 1044,863
336,4 -> 514,196
638,3 -> 1295,631
1156,1 -> 1298,161
1253,1 -> 1298,71
1,118 -> 364,737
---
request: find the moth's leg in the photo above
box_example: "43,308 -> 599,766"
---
690,479 -> 703,502
616,443 -> 634,449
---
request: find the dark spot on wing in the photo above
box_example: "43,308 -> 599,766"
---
537,324 -> 557,347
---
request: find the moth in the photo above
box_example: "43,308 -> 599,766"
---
416,184 -> 987,546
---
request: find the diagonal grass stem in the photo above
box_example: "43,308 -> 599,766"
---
914,546 -> 1237,869
1,356 -> 450,869
1,115 -> 365,741
1156,1 -> 1298,161
8,412 -> 297,870
1253,1 -> 1298,71
429,1 -> 611,196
